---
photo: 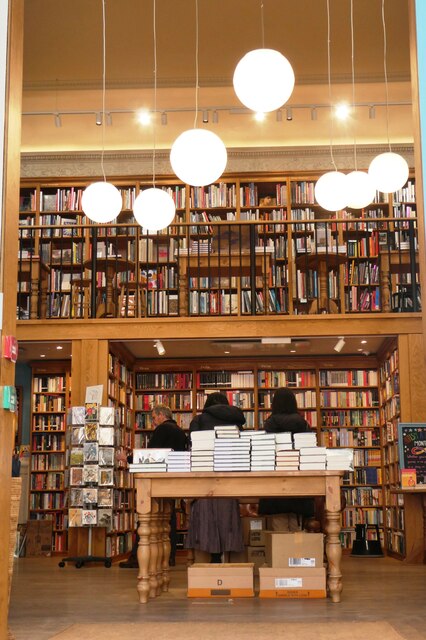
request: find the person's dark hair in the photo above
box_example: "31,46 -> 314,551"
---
204,392 -> 229,409
271,387 -> 298,414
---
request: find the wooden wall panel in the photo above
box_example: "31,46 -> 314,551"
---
71,339 -> 109,405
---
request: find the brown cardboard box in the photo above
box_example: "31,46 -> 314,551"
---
259,567 -> 327,598
187,563 -> 254,598
247,545 -> 266,574
242,517 -> 265,545
25,520 -> 52,557
194,549 -> 211,563
265,532 -> 324,568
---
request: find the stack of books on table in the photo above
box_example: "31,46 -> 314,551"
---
275,432 -> 299,470
190,431 -> 215,471
299,446 -> 327,470
250,433 -> 276,471
214,425 -> 241,439
294,431 -> 317,449
167,451 -> 191,472
326,448 -> 354,470
213,436 -> 251,471
129,448 -> 172,473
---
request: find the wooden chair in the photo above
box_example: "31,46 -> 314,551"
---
71,277 -> 92,318
119,282 -> 145,317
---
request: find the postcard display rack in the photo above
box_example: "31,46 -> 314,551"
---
59,403 -> 115,568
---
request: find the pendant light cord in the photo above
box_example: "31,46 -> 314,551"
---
152,0 -> 157,187
101,0 -> 106,182
350,0 -> 357,171
381,0 -> 391,152
260,1 -> 265,48
326,0 -> 338,172
193,0 -> 199,128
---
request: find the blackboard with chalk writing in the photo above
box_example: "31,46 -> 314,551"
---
397,423 -> 426,485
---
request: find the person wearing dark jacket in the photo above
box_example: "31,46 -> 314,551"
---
259,387 -> 315,521
120,404 -> 187,568
186,392 -> 245,562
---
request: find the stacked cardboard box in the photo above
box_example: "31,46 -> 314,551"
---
187,563 -> 254,597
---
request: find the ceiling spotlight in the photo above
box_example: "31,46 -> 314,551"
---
286,107 -> 293,121
361,339 -> 367,344
276,109 -> 283,122
311,107 -> 317,121
335,103 -> 350,120
212,110 -> 219,124
54,113 -> 62,128
95,112 -> 102,126
369,105 -> 376,119
202,110 -> 209,123
154,340 -> 165,356
161,112 -> 168,125
56,345 -> 63,350
137,110 -> 151,126
334,337 -> 346,353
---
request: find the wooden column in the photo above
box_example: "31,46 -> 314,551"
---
71,339 -> 109,405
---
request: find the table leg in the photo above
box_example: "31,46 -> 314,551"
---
324,509 -> 342,603
137,513 -> 152,603
148,499 -> 160,599
156,501 -> 164,595
162,500 -> 172,592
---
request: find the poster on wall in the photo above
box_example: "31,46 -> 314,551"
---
397,423 -> 426,485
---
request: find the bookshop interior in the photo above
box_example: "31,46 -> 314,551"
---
2,1 -> 426,639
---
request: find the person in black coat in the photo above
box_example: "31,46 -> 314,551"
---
259,387 -> 315,522
120,404 -> 187,568
186,392 -> 245,562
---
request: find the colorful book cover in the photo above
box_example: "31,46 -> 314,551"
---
83,464 -> 99,484
97,488 -> 113,507
99,468 -> 114,486
85,402 -> 99,422
84,422 -> 98,442
82,487 -> 98,504
70,447 -> 84,466
82,509 -> 97,526
70,467 -> 84,486
401,468 -> 417,487
83,442 -> 99,462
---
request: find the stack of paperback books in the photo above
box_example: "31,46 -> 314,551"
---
275,433 -> 300,470
294,431 -> 317,449
325,448 -> 354,470
299,446 -> 327,470
250,432 -> 276,471
167,451 -> 191,472
129,448 -> 172,472
213,425 -> 241,439
213,436 -> 251,471
190,431 -> 215,471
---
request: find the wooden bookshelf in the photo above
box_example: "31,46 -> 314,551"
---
29,362 -> 71,553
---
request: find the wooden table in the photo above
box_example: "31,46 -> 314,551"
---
84,257 -> 134,317
391,487 -> 426,563
134,471 -> 343,604
295,252 -> 347,314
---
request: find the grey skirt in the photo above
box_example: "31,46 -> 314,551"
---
185,498 -> 244,553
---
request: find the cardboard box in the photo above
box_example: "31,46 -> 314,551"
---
242,516 -> 265,546
259,567 -> 327,598
247,545 -> 266,574
25,520 -> 52,557
187,563 -> 254,598
193,549 -> 211,563
265,532 -> 324,568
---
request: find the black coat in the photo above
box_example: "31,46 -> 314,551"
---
148,419 -> 188,451
189,404 -> 246,433
263,412 -> 310,435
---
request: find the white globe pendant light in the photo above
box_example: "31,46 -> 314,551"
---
314,171 -> 348,212
233,48 -> 295,112
170,128 -> 227,187
368,152 -> 409,194
82,181 -> 122,223
133,188 -> 176,232
346,171 -> 376,209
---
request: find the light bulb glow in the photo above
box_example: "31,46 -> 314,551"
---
82,182 -> 122,223
170,128 -> 227,187
335,103 -> 350,120
133,188 -> 176,231
346,171 -> 376,209
233,48 -> 295,113
368,152 -> 409,194
137,110 -> 151,126
314,171 -> 348,211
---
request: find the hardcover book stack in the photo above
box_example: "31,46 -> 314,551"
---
299,446 -> 327,470
275,432 -> 300,470
67,404 -> 116,532
190,431 -> 215,471
249,432 -> 276,471
213,431 -> 251,471
167,451 -> 191,472
325,448 -> 354,470
129,448 -> 172,472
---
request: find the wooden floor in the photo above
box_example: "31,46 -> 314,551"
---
8,555 -> 426,640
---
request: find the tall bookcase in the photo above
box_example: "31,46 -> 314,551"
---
107,347 -> 135,558
18,173 -> 419,320
379,339 -> 404,556
30,362 -> 71,552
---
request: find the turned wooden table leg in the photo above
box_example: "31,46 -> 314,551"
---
137,513 -> 152,603
148,499 -> 160,599
156,500 -> 164,595
162,500 -> 172,592
325,509 -> 343,603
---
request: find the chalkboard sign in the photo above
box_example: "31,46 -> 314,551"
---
397,422 -> 426,485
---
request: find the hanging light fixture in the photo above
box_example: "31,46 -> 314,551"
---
314,0 -> 347,212
368,0 -> 409,193
170,0 -> 227,187
345,0 -> 375,210
82,0 -> 121,224
233,2 -> 294,113
133,0 -> 176,231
